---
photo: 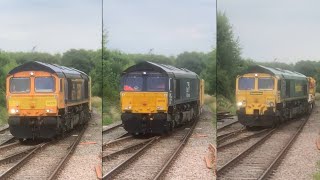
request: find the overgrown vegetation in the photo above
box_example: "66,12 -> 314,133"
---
0,49 -> 101,125
217,11 -> 320,114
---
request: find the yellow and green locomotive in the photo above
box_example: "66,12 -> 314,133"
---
120,61 -> 204,134
236,65 -> 312,128
6,61 -> 91,140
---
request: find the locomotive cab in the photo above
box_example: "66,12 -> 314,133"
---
120,61 -> 203,134
120,71 -> 169,134
236,73 -> 278,126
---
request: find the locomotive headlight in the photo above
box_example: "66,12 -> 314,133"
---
46,109 -> 53,113
10,108 -> 19,114
10,109 -> 16,114
237,102 -> 243,107
157,106 -> 163,110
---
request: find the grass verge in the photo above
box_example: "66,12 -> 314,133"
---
216,95 -> 236,114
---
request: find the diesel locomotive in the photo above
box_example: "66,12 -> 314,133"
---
6,61 -> 91,140
120,61 -> 204,134
236,65 -> 313,128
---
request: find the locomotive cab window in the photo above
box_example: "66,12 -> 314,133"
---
146,76 -> 166,91
35,77 -> 55,92
238,77 -> 254,90
10,77 -> 30,93
122,75 -> 143,91
258,78 -> 274,90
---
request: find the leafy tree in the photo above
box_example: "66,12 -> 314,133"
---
176,52 -> 206,75
217,11 -> 243,99
61,49 -> 96,74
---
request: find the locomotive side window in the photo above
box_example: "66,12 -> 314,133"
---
60,79 -> 63,92
176,79 -> 181,99
258,78 -> 274,90
146,76 -> 166,91
286,80 -> 291,97
238,77 -> 254,90
278,80 -> 281,91
123,76 -> 143,91
10,78 -> 30,93
35,77 -> 55,92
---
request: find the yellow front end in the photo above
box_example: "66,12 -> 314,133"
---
236,91 -> 276,115
121,92 -> 168,113
236,73 -> 278,116
7,95 -> 58,117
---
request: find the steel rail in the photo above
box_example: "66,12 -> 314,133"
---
152,118 -> 199,180
0,142 -> 48,179
103,123 -> 123,134
217,128 -> 276,175
103,135 -> 132,150
258,116 -> 309,180
102,137 -> 159,180
218,129 -> 270,150
48,126 -> 87,180
217,128 -> 245,144
217,120 -> 239,132
0,137 -> 16,146
0,146 -> 37,165
103,138 -> 153,161
0,127 -> 9,134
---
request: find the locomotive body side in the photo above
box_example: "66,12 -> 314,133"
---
120,61 -> 202,134
6,61 -> 91,139
236,65 -> 309,127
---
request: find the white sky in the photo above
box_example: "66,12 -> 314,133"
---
0,0 -> 101,54
219,0 -> 320,62
104,0 -> 216,56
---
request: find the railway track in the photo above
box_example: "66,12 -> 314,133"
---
0,126 -> 9,134
0,126 -> 87,179
103,119 -> 199,180
103,123 -> 123,134
0,127 -> 16,146
103,123 -> 129,144
217,128 -> 245,144
217,120 -> 240,132
217,116 -> 309,180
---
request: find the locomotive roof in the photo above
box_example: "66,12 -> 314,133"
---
245,65 -> 307,80
8,61 -> 89,79
122,61 -> 199,79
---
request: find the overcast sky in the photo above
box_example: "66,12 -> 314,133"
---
104,0 -> 216,56
219,0 -> 320,63
0,0 -> 100,54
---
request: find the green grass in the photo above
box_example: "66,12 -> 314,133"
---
91,96 -> 102,114
102,105 -> 121,125
216,95 -> 236,114
313,161 -> 320,179
0,107 -> 8,125
204,94 -> 216,113
315,93 -> 320,101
